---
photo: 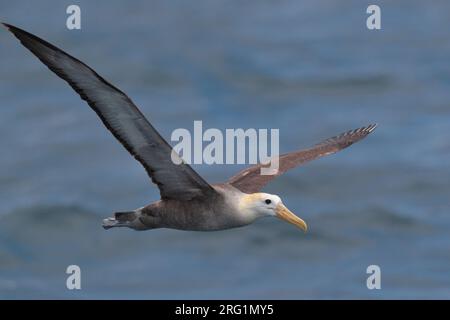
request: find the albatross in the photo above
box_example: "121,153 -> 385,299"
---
3,23 -> 377,232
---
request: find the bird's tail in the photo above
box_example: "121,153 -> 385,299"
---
102,210 -> 146,230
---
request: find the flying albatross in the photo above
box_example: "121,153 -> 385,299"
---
3,23 -> 377,232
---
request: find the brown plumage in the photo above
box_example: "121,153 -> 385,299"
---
228,124 -> 377,193
4,23 -> 377,232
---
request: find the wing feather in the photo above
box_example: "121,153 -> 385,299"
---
4,23 -> 215,200
228,124 -> 377,193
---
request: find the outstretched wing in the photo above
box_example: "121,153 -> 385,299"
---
4,23 -> 216,201
228,124 -> 377,193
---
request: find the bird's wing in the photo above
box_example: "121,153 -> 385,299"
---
227,124 -> 377,193
4,23 -> 216,201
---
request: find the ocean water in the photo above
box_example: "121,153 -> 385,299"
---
1,0 -> 450,299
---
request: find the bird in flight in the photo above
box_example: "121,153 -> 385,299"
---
3,23 -> 377,232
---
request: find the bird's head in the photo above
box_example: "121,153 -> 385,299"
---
239,193 -> 307,232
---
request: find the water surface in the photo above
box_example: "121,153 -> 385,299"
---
0,0 -> 450,299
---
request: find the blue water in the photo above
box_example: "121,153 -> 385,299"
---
1,0 -> 450,299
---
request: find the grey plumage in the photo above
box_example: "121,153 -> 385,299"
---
2,23 -> 215,202
4,23 -> 377,232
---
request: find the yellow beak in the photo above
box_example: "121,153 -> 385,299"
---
275,203 -> 307,232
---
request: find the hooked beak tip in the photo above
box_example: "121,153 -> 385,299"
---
276,204 -> 307,232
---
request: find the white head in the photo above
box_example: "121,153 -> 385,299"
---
239,193 -> 307,232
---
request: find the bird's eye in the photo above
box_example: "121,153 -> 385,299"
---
265,199 -> 272,205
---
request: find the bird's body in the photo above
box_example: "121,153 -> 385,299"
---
3,23 -> 377,233
108,184 -> 251,231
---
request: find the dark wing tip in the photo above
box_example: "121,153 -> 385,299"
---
360,123 -> 378,133
3,23 -> 31,34
315,123 -> 378,150
2,22 -> 57,49
2,22 -> 22,34
341,123 -> 378,139
338,123 -> 378,138
346,123 -> 378,137
2,22 -> 12,31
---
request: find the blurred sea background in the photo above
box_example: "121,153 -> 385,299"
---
1,0 -> 450,299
